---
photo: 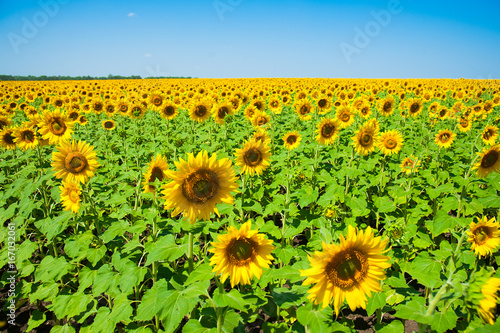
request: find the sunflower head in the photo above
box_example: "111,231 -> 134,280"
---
51,140 -> 100,184
482,125 -> 498,146
209,221 -> 275,287
467,216 -> 500,258
283,131 -> 302,150
0,127 -> 17,150
352,121 -> 379,156
39,109 -> 74,145
400,156 -> 420,175
102,119 -> 116,131
434,129 -> 456,149
316,117 -> 341,145
473,145 -> 500,178
464,269 -> 500,325
235,138 -> 271,177
143,154 -> 169,194
377,130 -> 404,155
335,106 -> 355,128
300,226 -> 391,314
59,180 -> 81,214
161,151 -> 238,223
13,126 -> 38,151
190,100 -> 212,123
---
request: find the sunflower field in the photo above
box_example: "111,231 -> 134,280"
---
1,78 -> 500,333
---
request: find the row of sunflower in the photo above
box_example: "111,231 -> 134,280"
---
1,78 -> 500,332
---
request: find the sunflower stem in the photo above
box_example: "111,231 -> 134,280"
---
240,174 -> 246,221
188,232 -> 194,273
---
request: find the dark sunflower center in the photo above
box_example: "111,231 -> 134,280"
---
4,132 -> 15,145
440,134 -> 450,142
254,101 -> 263,110
271,101 -> 279,108
474,226 -> 491,244
318,99 -> 327,108
300,105 -> 310,115
244,148 -> 263,167
439,109 -> 447,117
182,169 -> 219,203
410,103 -> 420,113
361,107 -> 369,115
153,97 -> 162,106
79,116 -> 87,124
385,139 -> 396,149
403,161 -> 412,168
55,100 -> 63,107
229,238 -> 254,262
149,166 -> 164,183
483,130 -> 493,140
481,150 -> 498,168
257,117 -> 267,126
94,103 -> 103,111
106,105 -> 114,112
50,118 -> 66,135
340,112 -> 350,121
195,105 -> 207,117
325,249 -> 368,288
361,133 -> 372,146
218,107 -> 229,118
104,121 -> 114,129
0,120 -> 7,129
286,135 -> 297,144
22,130 -> 35,143
383,101 -> 392,112
321,124 -> 335,138
120,105 -> 128,112
65,153 -> 88,174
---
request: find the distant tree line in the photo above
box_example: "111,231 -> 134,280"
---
0,74 -> 193,81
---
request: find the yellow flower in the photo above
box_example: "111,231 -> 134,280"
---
465,269 -> 500,325
300,226 -> 391,314
209,221 -> 275,287
478,275 -> 500,324
161,151 -> 238,224
213,102 -> 234,125
473,145 -> 500,178
143,154 -> 169,194
467,216 -> 500,258
378,95 -> 396,116
295,100 -> 314,121
235,138 -> 271,176
335,106 -> 355,128
51,140 -> 100,184
159,101 -> 178,120
316,117 -> 341,145
434,129 -> 456,149
0,127 -> 17,150
101,119 -> 116,131
59,180 -> 81,214
377,130 -> 404,155
283,131 -> 301,150
13,126 -> 38,151
400,156 -> 420,174
482,125 -> 498,146
352,121 -> 379,156
190,100 -> 212,123
251,110 -> 271,127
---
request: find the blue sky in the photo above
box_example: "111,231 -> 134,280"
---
1,0 -> 499,78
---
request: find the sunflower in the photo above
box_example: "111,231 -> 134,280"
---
400,156 -> 420,174
253,129 -> 271,146
434,129 -> 456,149
358,101 -> 372,119
77,115 -> 88,126
467,216 -> 500,258
149,92 -> 165,111
52,140 -> 100,184
295,100 -> 314,121
143,154 -> 169,194
283,131 -> 301,150
159,101 -> 178,120
130,103 -> 146,118
235,138 -> 271,176
378,95 -> 395,116
316,117 -> 341,145
0,127 -> 17,150
190,100 -> 212,123
209,221 -> 275,287
213,102 -> 234,125
59,180 -> 81,214
478,275 -> 500,324
102,119 -> 116,131
315,95 -> 331,114
116,100 -> 130,116
104,102 -> 116,116
335,106 -> 355,129
161,151 -> 238,224
13,126 -> 38,151
405,98 -> 423,117
300,226 -> 391,314
244,105 -> 258,121
352,121 -> 379,156
90,98 -> 104,114
268,97 -> 282,114
0,116 -> 11,130
482,125 -> 498,146
473,145 -> 500,178
458,116 -> 473,133
251,111 -> 271,128
377,130 -> 404,155
39,109 -> 74,145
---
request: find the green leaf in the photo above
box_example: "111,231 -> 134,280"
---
26,310 -> 46,332
374,320 -> 404,333
296,303 -> 335,333
93,264 -> 121,297
347,196 -> 370,217
50,324 -> 76,333
185,262 -> 214,285
394,297 -> 432,324
35,256 -> 72,283
428,209 -> 459,237
15,239 -> 38,265
366,292 -> 387,316
50,293 -> 94,319
145,234 -> 187,266
430,310 -> 458,333
274,244 -> 295,265
271,285 -> 308,308
213,289 -> 246,311
78,266 -> 98,292
374,196 -> 396,213
297,185 -> 319,208
110,294 -> 133,326
100,220 -> 129,243
221,309 -> 242,333
182,320 -> 218,333
86,245 -> 107,266
90,306 -> 116,332
409,254 -> 443,288
30,283 -> 60,302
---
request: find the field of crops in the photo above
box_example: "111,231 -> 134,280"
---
1,78 -> 500,333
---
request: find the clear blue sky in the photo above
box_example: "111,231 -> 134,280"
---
1,0 -> 499,79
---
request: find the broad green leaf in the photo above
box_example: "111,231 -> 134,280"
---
26,309 -> 46,332
145,234 -> 187,266
394,297 -> 432,324
374,320 -> 404,333
407,252 -> 443,289
35,256 -> 72,283
185,262 -> 215,285
274,244 -> 295,265
430,310 -> 458,333
296,303 -> 335,333
213,289 -> 246,311
50,324 -> 76,333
